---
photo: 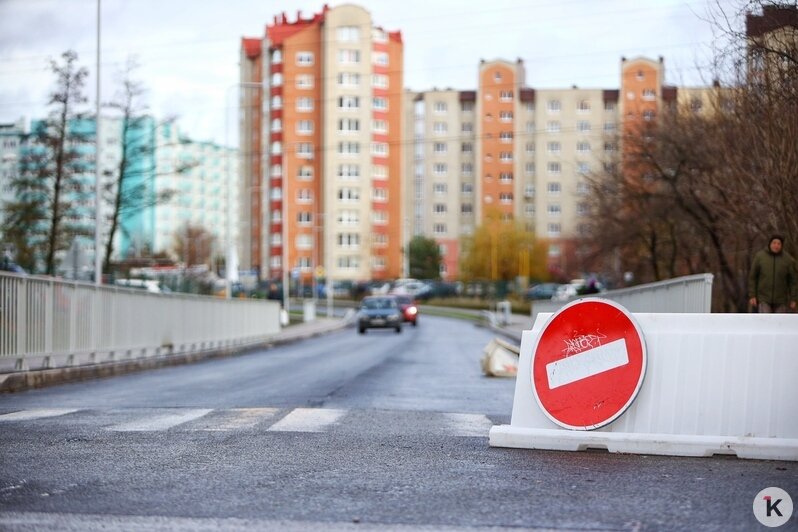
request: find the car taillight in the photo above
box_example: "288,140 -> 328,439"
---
406,306 -> 418,316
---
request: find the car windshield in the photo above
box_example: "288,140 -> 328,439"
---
363,298 -> 395,310
394,296 -> 411,305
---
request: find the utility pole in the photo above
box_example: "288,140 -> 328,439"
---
93,0 -> 102,285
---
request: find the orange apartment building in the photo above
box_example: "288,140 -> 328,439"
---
240,5 -> 403,284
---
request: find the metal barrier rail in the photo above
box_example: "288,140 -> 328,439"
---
531,273 -> 714,321
0,272 -> 281,373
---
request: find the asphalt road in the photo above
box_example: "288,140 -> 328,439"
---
0,315 -> 795,531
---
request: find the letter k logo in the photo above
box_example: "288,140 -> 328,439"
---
764,496 -> 783,518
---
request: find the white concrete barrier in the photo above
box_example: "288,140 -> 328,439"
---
490,309 -> 798,461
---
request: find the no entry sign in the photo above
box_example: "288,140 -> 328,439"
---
531,298 -> 647,430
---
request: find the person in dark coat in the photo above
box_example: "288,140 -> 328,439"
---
748,234 -> 797,313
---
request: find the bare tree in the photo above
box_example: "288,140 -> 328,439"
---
1,50 -> 90,275
102,59 -> 177,272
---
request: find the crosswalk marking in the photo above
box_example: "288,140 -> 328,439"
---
108,409 -> 213,432
0,407 -> 495,437
0,408 -> 79,421
195,408 -> 279,432
268,408 -> 346,433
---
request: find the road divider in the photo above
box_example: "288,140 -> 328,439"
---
490,300 -> 798,461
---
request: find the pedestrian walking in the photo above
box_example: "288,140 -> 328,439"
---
748,234 -> 797,313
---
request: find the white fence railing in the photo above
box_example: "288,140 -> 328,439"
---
0,272 -> 281,373
531,273 -> 714,321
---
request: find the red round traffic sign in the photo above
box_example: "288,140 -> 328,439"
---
531,298 -> 647,430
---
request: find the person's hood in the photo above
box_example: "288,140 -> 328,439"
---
768,234 -> 785,255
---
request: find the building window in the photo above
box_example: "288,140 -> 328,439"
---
547,121 -> 561,133
271,142 -> 282,155
373,97 -> 388,111
643,110 -> 655,121
338,118 -> 360,133
373,233 -> 388,246
297,143 -> 313,159
434,142 -> 447,154
270,186 -> 282,200
547,141 -> 561,154
434,101 -> 448,113
547,99 -> 561,112
337,26 -> 360,42
499,172 -> 513,183
604,141 -> 617,152
493,71 -> 502,81
547,203 -> 561,216
271,49 -> 282,64
499,152 -> 513,163
577,162 -> 590,175
372,74 -> 388,88
499,90 -> 513,101
270,164 -> 282,177
577,202 -> 589,216
297,212 -> 312,225
298,166 -> 313,180
434,203 -> 447,215
434,223 -> 447,235
296,97 -> 313,111
577,100 -> 591,112
271,118 -> 282,132
499,111 -> 513,122
499,131 -> 513,143
337,164 -> 360,179
547,162 -> 561,175
643,88 -> 656,101
461,101 -> 474,112
462,122 -> 473,133
604,101 -> 616,111
461,203 -> 473,214
461,182 -> 473,194
338,187 -> 360,201
547,182 -> 562,195
577,181 -> 589,195
499,192 -> 513,204
525,162 -> 535,176
296,234 -> 313,249
524,183 -> 535,197
271,95 -> 283,109
371,142 -> 388,156
433,163 -> 447,176
337,233 -> 360,249
577,141 -> 591,153
338,142 -> 360,155
337,72 -> 360,86
547,223 -> 561,237
337,210 -> 359,225
338,49 -> 361,64
373,51 -> 389,66
577,120 -> 591,132
337,256 -> 360,269
297,120 -> 313,135
604,122 -> 616,132
433,122 -> 448,134
525,204 -> 535,217
296,75 -> 314,89
296,51 -> 314,65
461,163 -> 473,176
373,188 -> 388,202
434,183 -> 448,194
373,119 -> 387,133
373,210 -> 388,224
373,165 -> 388,180
271,73 -> 283,86
461,142 -> 473,153
338,95 -> 360,109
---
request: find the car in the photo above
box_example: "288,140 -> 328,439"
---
525,282 -> 560,300
393,294 -> 418,326
357,295 -> 403,334
551,283 -> 578,301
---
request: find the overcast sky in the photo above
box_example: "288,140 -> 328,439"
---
0,0 -> 743,145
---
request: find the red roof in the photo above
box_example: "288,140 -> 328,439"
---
266,7 -> 327,46
242,38 -> 261,60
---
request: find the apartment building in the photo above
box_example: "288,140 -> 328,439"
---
408,60 -> 627,279
152,122 -> 239,262
240,5 -> 404,284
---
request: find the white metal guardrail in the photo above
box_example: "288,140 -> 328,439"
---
531,273 -> 713,321
0,272 -> 281,373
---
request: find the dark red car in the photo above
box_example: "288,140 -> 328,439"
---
393,295 -> 419,326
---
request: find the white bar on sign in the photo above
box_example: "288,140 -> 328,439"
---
546,339 -> 629,389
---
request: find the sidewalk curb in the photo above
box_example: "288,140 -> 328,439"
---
0,319 -> 351,394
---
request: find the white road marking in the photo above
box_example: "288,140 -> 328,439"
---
443,413 -> 493,437
197,408 -> 279,432
0,409 -> 79,421
546,338 -> 629,389
108,409 -> 213,432
268,408 -> 346,433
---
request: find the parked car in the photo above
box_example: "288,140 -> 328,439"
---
393,294 -> 419,326
525,282 -> 560,300
551,283 -> 578,301
357,295 -> 403,334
